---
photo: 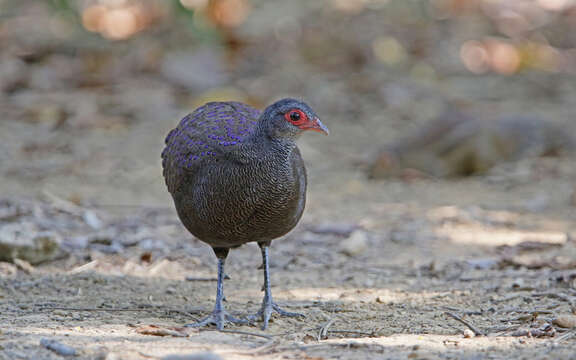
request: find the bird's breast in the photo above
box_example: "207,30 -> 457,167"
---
174,149 -> 307,246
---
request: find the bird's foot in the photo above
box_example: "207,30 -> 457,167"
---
249,301 -> 304,330
186,309 -> 248,330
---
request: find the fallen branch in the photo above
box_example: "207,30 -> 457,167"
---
444,311 -> 485,336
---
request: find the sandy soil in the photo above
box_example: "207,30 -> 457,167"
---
1,1 -> 576,359
2,114 -> 576,359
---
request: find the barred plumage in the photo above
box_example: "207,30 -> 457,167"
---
161,98 -> 328,330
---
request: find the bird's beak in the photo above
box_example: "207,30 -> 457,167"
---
303,117 -> 330,135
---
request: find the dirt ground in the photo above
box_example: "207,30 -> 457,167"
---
2,1 -> 576,359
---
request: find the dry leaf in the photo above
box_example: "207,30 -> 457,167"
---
135,324 -> 190,337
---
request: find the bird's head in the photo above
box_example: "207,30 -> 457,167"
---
259,98 -> 329,139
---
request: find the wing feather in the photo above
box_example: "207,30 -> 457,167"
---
161,102 -> 261,193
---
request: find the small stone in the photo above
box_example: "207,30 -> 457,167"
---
339,230 -> 368,256
40,338 -> 77,357
0,223 -> 64,264
52,310 -> 69,317
162,352 -> 223,360
511,278 -> 525,289
83,210 -> 103,230
553,315 -> 576,328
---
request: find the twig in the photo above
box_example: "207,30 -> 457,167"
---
245,339 -> 280,355
326,329 -> 376,337
137,351 -> 157,359
444,311 -> 485,336
312,321 -> 376,339
67,260 -> 99,274
42,190 -> 85,216
556,330 -> 576,342
216,329 -> 273,340
13,258 -> 35,274
300,342 -> 385,351
185,276 -> 218,282
164,309 -> 204,318
40,306 -> 158,312
487,324 -> 522,336
492,294 -> 524,303
532,292 -> 575,305
263,327 -> 321,338
244,341 -> 387,356
318,318 -> 336,341
496,307 -> 555,314
36,305 -> 204,315
442,306 -> 484,315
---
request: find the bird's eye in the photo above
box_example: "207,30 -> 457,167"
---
284,109 -> 307,125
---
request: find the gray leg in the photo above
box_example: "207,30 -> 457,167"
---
186,251 -> 247,330
250,244 -> 304,330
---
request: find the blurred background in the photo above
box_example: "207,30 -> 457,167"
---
2,1 -> 576,358
2,0 -> 576,208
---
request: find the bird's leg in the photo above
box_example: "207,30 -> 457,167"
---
250,243 -> 304,330
186,248 -> 247,330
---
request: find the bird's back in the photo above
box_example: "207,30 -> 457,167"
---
162,101 -> 261,193
162,102 -> 307,248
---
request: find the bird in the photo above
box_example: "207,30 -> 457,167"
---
161,98 -> 329,330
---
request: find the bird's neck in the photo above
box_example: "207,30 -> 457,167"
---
226,128 -> 296,164
255,135 -> 296,161
251,121 -> 298,153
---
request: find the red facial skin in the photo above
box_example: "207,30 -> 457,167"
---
284,109 -> 329,135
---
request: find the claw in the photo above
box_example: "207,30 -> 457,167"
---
250,301 -> 304,330
186,310 -> 248,330
253,245 -> 305,330
186,255 -> 248,330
